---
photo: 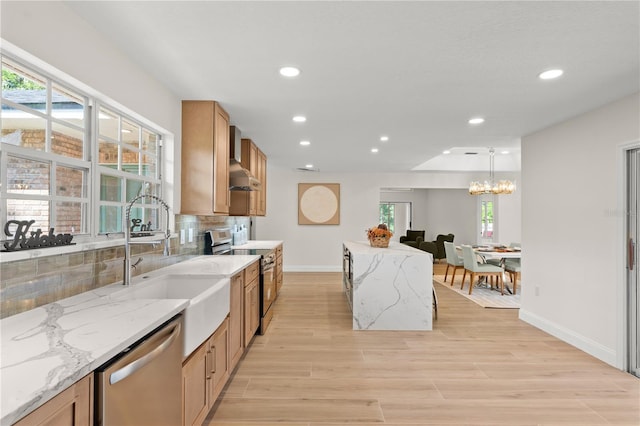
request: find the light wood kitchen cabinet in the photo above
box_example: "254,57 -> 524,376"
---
229,138 -> 267,216
181,101 -> 230,215
276,244 -> 283,295
244,279 -> 260,346
228,271 -> 244,371
14,374 -> 93,426
208,317 -> 229,402
181,342 -> 208,426
182,317 -> 229,426
244,264 -> 260,346
256,147 -> 267,216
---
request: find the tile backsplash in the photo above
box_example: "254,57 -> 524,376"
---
0,215 -> 251,319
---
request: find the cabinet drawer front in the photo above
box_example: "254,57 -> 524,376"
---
244,261 -> 260,284
231,271 -> 244,287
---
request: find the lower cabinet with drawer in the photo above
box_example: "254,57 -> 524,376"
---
243,260 -> 260,347
244,276 -> 260,346
228,271 -> 244,372
182,317 -> 229,426
181,259 -> 260,426
13,374 -> 93,426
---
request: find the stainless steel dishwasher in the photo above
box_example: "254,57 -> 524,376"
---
95,315 -> 183,426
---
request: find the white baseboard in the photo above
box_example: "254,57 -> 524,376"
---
282,266 -> 342,273
519,309 -> 619,368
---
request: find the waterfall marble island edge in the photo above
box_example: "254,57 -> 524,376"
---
343,241 -> 433,331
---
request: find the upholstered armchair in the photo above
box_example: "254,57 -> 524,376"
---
433,234 -> 454,262
418,241 -> 438,261
399,230 -> 425,248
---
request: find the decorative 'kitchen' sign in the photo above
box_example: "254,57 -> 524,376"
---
2,220 -> 74,252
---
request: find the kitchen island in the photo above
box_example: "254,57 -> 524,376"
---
343,240 -> 433,331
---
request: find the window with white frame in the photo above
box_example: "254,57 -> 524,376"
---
480,198 -> 494,243
0,54 -> 162,241
96,104 -> 162,235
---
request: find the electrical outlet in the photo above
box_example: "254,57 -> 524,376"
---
188,228 -> 194,243
180,229 -> 185,245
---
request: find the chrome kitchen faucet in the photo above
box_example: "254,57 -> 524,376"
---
123,194 -> 171,286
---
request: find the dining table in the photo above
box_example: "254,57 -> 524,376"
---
458,245 -> 522,294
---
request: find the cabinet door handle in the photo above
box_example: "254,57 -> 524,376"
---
205,349 -> 212,379
210,346 -> 216,374
629,238 -> 636,271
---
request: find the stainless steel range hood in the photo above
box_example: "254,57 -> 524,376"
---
229,126 -> 261,191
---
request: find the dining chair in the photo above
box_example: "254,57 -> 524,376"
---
444,241 -> 464,286
461,245 -> 505,295
504,259 -> 521,295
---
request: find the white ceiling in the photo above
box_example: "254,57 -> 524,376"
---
65,1 -> 639,173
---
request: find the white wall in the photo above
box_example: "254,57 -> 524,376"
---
520,93 -> 640,368
380,189 -> 430,239
255,169 -> 521,271
381,189 -> 479,244
423,189 -> 479,245
1,1 -> 182,212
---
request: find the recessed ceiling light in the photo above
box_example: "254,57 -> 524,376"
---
305,164 -> 314,168
292,115 -> 306,123
443,150 -> 451,154
371,148 -> 379,153
501,150 -> 510,154
468,117 -> 485,125
279,66 -> 300,77
380,136 -> 389,142
539,69 -> 563,80
299,140 -> 310,146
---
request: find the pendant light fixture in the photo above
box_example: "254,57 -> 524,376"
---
469,148 -> 516,195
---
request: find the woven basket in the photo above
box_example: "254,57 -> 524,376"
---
369,236 -> 390,248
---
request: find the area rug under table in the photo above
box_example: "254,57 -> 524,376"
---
433,275 -> 521,309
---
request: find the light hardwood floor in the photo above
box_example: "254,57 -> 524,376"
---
205,267 -> 640,425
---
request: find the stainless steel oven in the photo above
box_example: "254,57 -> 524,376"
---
259,251 -> 276,333
205,229 -> 277,334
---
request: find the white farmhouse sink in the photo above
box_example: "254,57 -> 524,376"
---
111,274 -> 230,358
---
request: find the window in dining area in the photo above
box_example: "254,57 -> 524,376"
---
480,199 -> 494,243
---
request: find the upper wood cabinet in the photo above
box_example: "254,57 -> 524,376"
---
229,138 -> 267,216
181,101 -> 230,215
256,147 -> 267,216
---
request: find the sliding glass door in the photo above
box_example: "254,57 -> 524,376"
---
628,147 -> 640,378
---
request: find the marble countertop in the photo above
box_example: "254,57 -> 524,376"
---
0,254 -> 260,426
231,240 -> 283,250
344,240 -> 428,256
343,240 -> 432,331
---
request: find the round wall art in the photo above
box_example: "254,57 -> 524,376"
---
298,183 -> 340,225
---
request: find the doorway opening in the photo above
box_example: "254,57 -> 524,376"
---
477,195 -> 497,245
379,201 -> 412,242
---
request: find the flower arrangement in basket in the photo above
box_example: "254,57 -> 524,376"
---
366,224 -> 393,248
